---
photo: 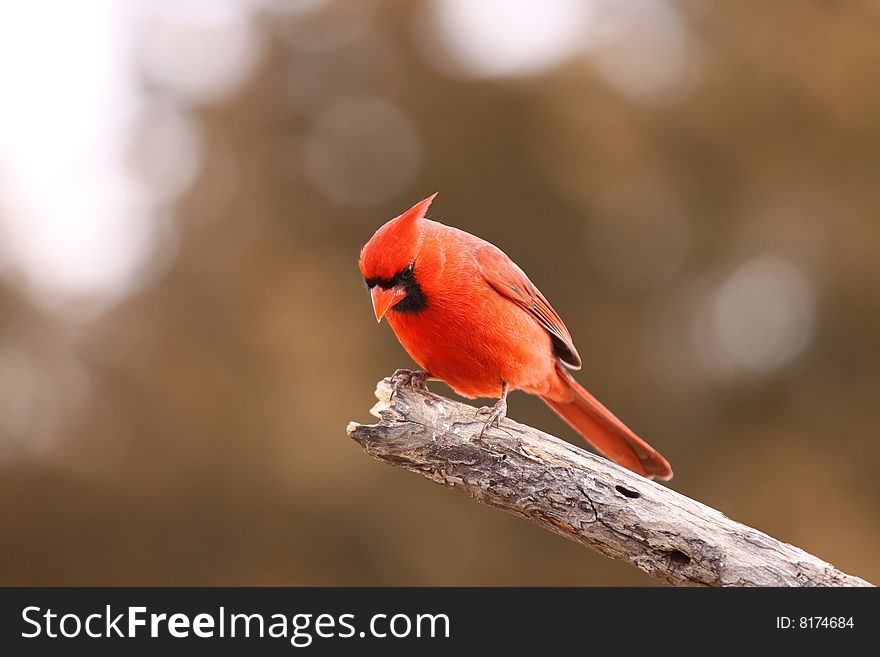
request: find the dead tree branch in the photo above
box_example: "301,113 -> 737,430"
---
347,376 -> 873,587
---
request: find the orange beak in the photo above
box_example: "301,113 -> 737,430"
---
371,286 -> 408,322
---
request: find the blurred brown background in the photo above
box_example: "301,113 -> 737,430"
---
0,0 -> 878,585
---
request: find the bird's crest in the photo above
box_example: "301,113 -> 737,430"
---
359,194 -> 437,280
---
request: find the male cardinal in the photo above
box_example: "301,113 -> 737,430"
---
358,194 -> 672,480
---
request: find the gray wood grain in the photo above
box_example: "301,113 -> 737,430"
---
347,377 -> 873,587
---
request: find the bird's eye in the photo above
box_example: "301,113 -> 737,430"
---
401,262 -> 414,279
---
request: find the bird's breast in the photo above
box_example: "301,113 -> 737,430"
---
386,283 -> 556,399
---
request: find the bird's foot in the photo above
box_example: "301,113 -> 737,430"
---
476,397 -> 508,438
390,368 -> 430,400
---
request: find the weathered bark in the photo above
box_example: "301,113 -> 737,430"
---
347,377 -> 873,587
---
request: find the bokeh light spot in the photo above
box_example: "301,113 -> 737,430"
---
128,101 -> 204,203
695,255 -> 816,378
416,0 -> 589,79
582,0 -> 699,104
0,0 -> 165,314
139,1 -> 262,105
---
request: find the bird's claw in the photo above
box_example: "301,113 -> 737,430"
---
390,368 -> 430,400
476,397 -> 508,438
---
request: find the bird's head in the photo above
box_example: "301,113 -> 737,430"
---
359,193 -> 436,322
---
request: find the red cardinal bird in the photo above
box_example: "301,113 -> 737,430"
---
359,194 -> 672,480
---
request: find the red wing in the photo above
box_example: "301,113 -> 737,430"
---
476,245 -> 582,370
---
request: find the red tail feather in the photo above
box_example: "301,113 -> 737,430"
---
541,368 -> 672,480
